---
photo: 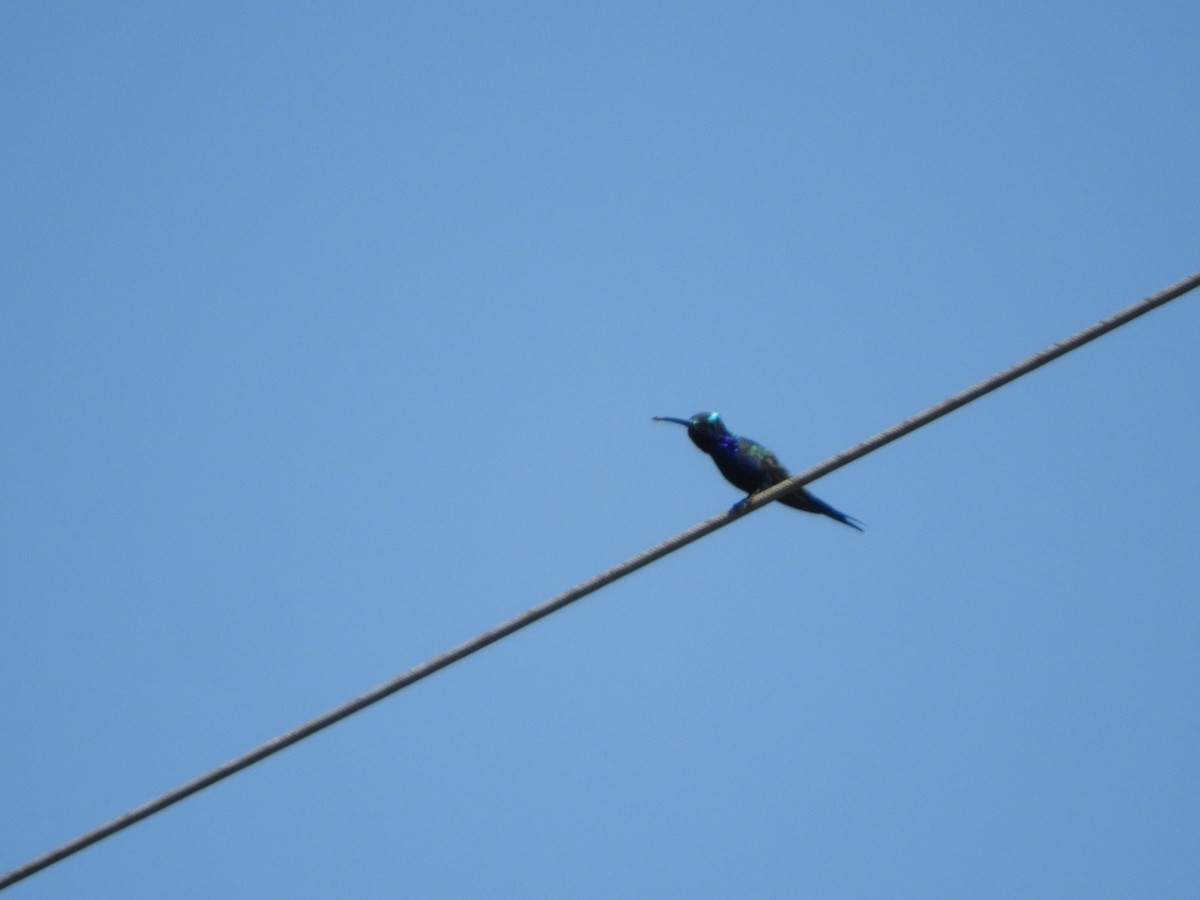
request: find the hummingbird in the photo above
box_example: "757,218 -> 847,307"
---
653,411 -> 865,531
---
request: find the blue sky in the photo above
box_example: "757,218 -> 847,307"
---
2,3 -> 1197,897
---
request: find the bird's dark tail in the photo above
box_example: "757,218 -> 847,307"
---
778,487 -> 866,532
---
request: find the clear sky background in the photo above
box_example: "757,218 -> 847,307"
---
2,3 -> 1197,898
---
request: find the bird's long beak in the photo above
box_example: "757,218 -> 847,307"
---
652,416 -> 692,427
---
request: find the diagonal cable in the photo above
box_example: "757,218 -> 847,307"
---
2,270 -> 1197,891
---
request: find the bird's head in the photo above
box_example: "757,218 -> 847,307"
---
652,411 -> 730,452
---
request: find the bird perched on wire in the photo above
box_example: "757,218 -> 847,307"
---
653,411 -> 865,531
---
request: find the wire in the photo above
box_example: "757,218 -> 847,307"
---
2,270 -> 1197,891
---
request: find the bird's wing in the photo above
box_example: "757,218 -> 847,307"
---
740,439 -> 792,489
